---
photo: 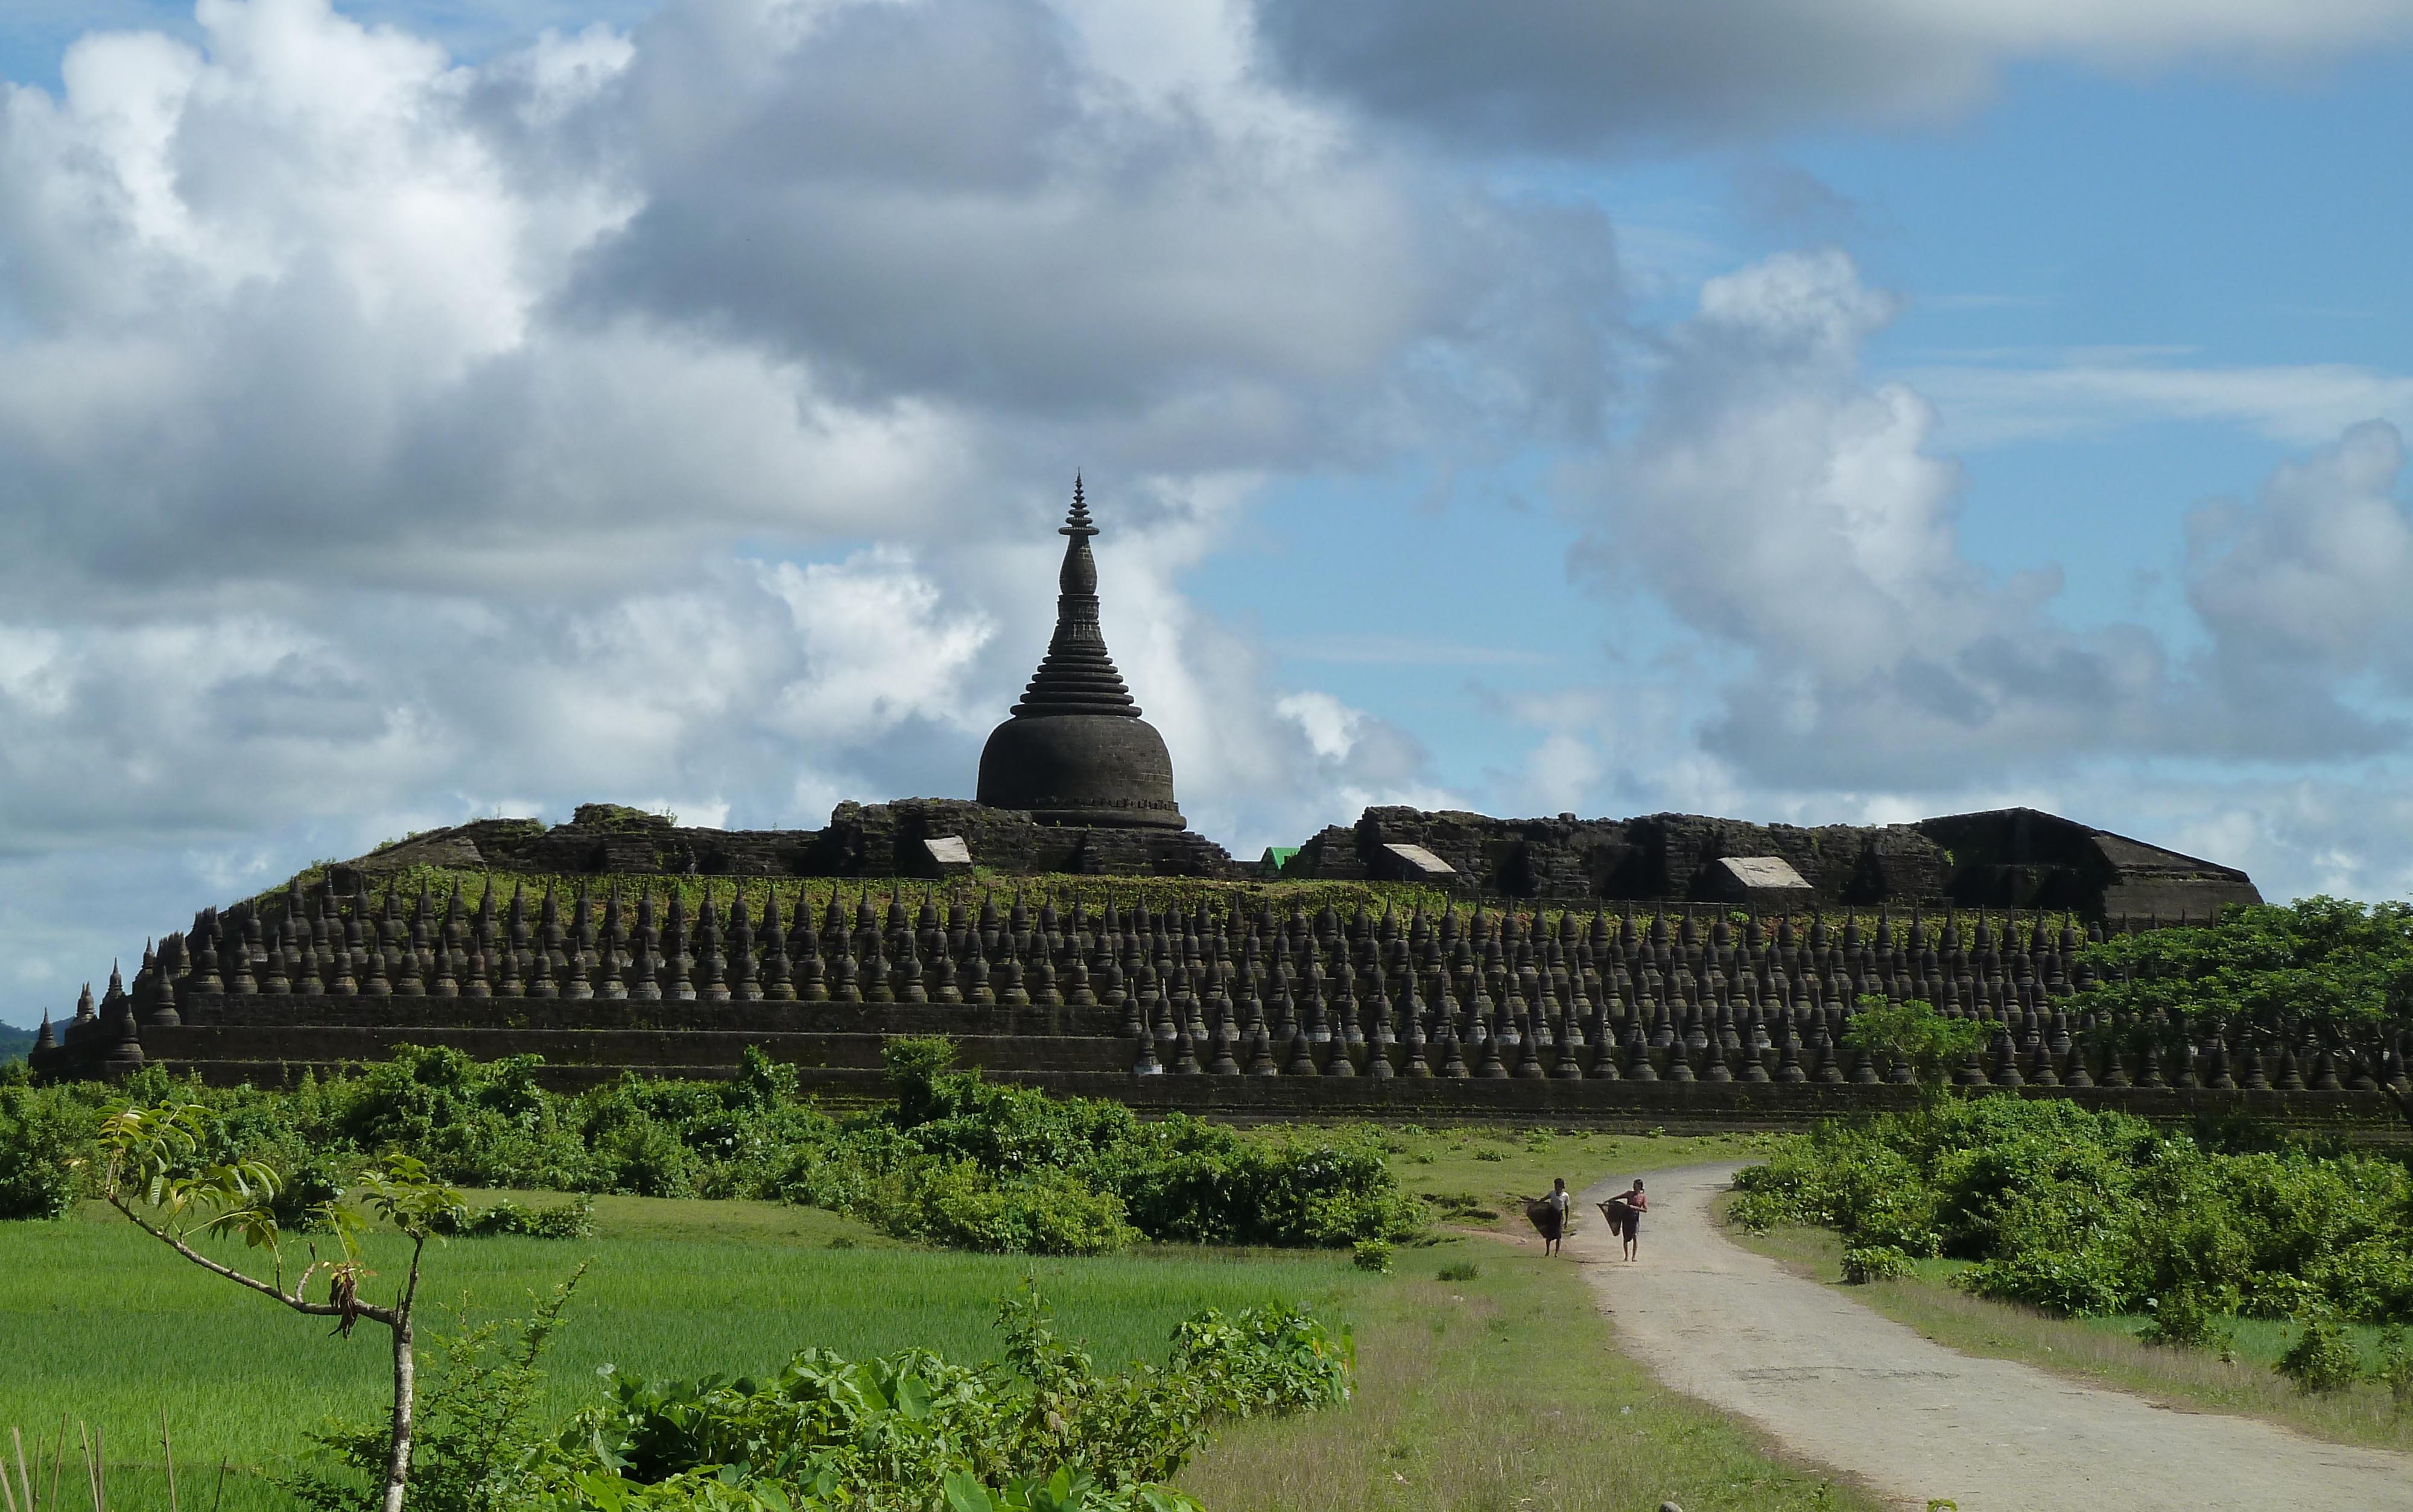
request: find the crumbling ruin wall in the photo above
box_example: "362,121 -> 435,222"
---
349,801 -> 1241,884
1333,807 -> 1952,905
1301,806 -> 2251,922
332,800 -> 2254,923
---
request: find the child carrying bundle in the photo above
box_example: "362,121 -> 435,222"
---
1526,1178 -> 1571,1255
1598,1179 -> 1646,1261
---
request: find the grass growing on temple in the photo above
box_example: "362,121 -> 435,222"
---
247,859 -> 1465,935
236,856 -> 2102,945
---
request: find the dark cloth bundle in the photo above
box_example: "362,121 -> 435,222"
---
1526,1197 -> 1564,1242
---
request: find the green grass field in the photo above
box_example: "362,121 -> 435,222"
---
1378,1125 -> 1773,1234
2,1194 -> 1371,1510
3,1130 -> 1847,1512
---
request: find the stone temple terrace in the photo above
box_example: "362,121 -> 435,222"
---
33,480 -> 2356,1135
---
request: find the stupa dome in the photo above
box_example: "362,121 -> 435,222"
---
976,479 -> 1185,830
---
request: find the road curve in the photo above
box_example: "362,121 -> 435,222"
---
1571,1161 -> 2413,1512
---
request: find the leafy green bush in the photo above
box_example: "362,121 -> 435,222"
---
1840,996 -> 1987,1090
1164,1300 -> 1353,1419
288,1273 -> 1345,1512
1731,1098 -> 2413,1324
2277,1313 -> 2364,1394
288,1271 -> 585,1512
2134,1288 -> 2236,1359
0,1082 -> 86,1218
863,1160 -> 1138,1256
2376,1327 -> 2413,1416
876,1045 -> 1422,1252
436,1196 -> 597,1239
1840,1245 -> 1914,1284
1351,1239 -> 1392,1273
542,1285 -> 1348,1512
2,1041 -> 1420,1257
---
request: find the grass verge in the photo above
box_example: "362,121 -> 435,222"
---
1380,1126 -> 1774,1236
1723,1204 -> 2413,1455
1179,1229 -> 1883,1512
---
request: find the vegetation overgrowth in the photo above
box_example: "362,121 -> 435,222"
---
286,1280 -> 1351,1512
1732,1213 -> 2413,1451
255,862 -> 1461,941
0,1040 -> 1419,1253
2072,896 -> 2413,1131
1732,1097 -> 2413,1391
244,856 -> 2106,949
1733,1098 -> 2413,1320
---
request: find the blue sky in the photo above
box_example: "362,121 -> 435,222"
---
1,0 -> 2412,1025
1212,49 -> 2413,808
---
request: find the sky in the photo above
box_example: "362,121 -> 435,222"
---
3,0 -> 2413,1025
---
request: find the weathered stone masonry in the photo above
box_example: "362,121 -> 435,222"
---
28,479 -> 2307,1125
33,882 -> 2399,1136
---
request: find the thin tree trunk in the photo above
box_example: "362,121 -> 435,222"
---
381,1313 -> 414,1512
378,1236 -> 427,1512
160,1408 -> 179,1512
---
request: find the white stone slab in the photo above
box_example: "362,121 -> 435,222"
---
1383,842 -> 1457,879
923,835 -> 973,867
1717,855 -> 1809,891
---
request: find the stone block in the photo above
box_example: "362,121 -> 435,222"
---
921,835 -> 974,878
1378,843 -> 1457,882
1702,855 -> 1818,910
1715,855 -> 1807,888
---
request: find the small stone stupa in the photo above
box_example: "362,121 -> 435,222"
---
976,479 -> 1185,829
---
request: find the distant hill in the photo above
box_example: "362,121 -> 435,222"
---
0,1022 -> 33,1063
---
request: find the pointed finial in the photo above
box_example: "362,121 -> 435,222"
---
1062,473 -> 1096,538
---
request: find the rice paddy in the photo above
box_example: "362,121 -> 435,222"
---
2,1193 -> 1369,1510
3,1128 -> 1849,1512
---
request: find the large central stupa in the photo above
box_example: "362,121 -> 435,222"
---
975,479 -> 1186,829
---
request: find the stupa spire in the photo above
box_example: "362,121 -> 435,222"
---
975,476 -> 1185,829
1012,476 -> 1137,718
1065,472 -> 1095,536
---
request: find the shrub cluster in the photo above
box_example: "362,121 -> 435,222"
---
434,1196 -> 597,1239
543,1288 -> 1347,1512
0,1081 -> 84,1219
1731,1098 -> 2413,1324
0,1040 -> 1421,1255
297,1282 -> 1349,1512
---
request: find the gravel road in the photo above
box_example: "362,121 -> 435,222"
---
1574,1162 -> 2413,1511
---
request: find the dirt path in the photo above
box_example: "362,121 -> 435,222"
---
1571,1162 -> 2413,1511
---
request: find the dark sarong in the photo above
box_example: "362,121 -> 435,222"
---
1527,1198 -> 1565,1242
